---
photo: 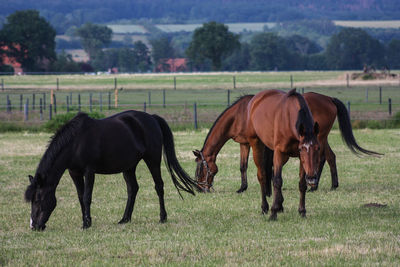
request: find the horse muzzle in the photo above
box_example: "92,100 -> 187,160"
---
305,175 -> 318,188
30,218 -> 46,231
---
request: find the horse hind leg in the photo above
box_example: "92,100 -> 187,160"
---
326,143 -> 338,190
119,166 -> 139,224
144,157 -> 167,223
68,170 -> 85,226
237,143 -> 250,193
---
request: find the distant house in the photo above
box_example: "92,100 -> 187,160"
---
156,58 -> 188,72
1,45 -> 23,73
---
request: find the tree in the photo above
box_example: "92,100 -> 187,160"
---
186,21 -> 240,71
325,28 -> 385,70
132,41 -> 152,72
249,32 -> 291,71
150,36 -> 175,67
0,10 -> 56,72
75,23 -> 112,60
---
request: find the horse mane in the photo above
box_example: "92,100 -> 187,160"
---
287,89 -> 315,141
37,112 -> 89,177
202,95 -> 254,149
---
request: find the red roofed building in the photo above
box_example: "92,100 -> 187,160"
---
1,45 -> 23,73
155,58 -> 188,73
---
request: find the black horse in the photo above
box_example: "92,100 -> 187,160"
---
25,111 -> 196,230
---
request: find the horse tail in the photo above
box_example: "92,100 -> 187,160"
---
332,98 -> 382,156
152,114 -> 197,197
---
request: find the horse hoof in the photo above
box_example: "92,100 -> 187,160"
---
236,186 -> 247,194
118,218 -> 130,224
159,218 -> 167,223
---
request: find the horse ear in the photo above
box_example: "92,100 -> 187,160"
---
193,150 -> 201,157
314,122 -> 319,135
29,175 -> 34,183
25,176 -> 36,202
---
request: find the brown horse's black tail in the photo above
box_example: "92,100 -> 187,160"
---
152,114 -> 197,198
332,98 -> 382,156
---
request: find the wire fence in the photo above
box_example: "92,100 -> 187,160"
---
1,87 -> 399,130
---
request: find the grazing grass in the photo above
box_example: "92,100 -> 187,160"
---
2,71 -> 399,90
0,128 -> 399,266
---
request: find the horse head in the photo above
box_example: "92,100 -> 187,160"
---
193,150 -> 218,193
24,174 -> 57,231
297,122 -> 320,189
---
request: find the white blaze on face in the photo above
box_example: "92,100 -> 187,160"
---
302,141 -> 313,152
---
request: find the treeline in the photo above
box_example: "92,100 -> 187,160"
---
1,0 -> 400,34
1,11 -> 400,73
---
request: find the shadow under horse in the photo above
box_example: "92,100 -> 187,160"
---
25,111 -> 196,230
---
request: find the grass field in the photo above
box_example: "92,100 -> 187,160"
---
1,129 -> 399,266
1,71 -> 399,90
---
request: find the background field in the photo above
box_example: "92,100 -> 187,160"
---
1,71 -> 400,129
1,129 -> 399,266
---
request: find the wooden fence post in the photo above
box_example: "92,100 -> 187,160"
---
32,93 -> 35,110
163,89 -> 166,108
379,87 -> 382,104
194,102 -> 198,130
24,98 -> 29,121
66,96 -> 69,113
89,93 -> 93,112
233,76 -> 236,89
108,92 -> 111,110
78,94 -> 81,112
114,88 -> 118,108
49,104 -> 52,120
20,94 -> 23,112
388,98 -> 392,116
40,98 -> 43,121
43,93 -> 46,110
174,76 -> 176,90
53,94 -> 57,114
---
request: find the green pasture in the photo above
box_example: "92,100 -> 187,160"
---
1,129 -> 399,266
0,71 -> 366,90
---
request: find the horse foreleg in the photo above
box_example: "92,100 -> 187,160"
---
145,158 -> 167,223
69,169 -> 85,226
270,152 -> 288,220
83,170 -> 95,229
325,143 -> 338,190
310,150 -> 326,192
250,138 -> 269,214
119,167 -> 139,224
298,163 -> 307,217
237,143 -> 250,193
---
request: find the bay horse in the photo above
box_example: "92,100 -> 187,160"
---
25,111 -> 196,230
194,89 -> 380,220
194,91 -> 380,193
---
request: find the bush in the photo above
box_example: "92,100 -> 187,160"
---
42,112 -> 105,132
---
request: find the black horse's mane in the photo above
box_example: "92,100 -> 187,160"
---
37,112 -> 89,177
202,95 -> 254,149
287,89 -> 315,141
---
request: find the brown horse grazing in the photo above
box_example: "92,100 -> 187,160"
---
246,89 -> 321,220
195,89 -> 320,219
194,91 -> 381,198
